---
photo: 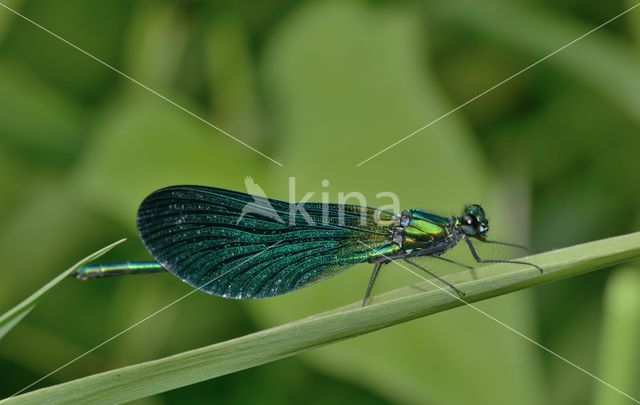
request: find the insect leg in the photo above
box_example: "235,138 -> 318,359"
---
362,262 -> 382,307
432,255 -> 474,270
463,235 -> 543,273
404,258 -> 465,297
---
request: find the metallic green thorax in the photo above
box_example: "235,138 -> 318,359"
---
365,209 -> 455,263
401,210 -> 448,245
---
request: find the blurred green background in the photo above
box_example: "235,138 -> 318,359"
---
1,0 -> 639,403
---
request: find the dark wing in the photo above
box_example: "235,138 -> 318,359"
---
136,185 -> 394,298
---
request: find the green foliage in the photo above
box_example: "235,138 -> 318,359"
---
595,266 -> 640,404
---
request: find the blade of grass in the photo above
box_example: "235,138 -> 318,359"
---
5,232 -> 640,404
0,238 -> 126,340
0,305 -> 35,341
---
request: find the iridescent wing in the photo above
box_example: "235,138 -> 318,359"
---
136,185 -> 394,298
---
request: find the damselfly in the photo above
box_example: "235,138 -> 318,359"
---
74,185 -> 542,305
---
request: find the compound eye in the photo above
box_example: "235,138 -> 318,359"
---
479,221 -> 489,233
465,215 -> 478,226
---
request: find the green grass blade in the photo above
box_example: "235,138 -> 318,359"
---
0,305 -> 35,341
0,238 -> 126,341
5,232 -> 640,404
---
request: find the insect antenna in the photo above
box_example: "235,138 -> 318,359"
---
480,239 -> 535,253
